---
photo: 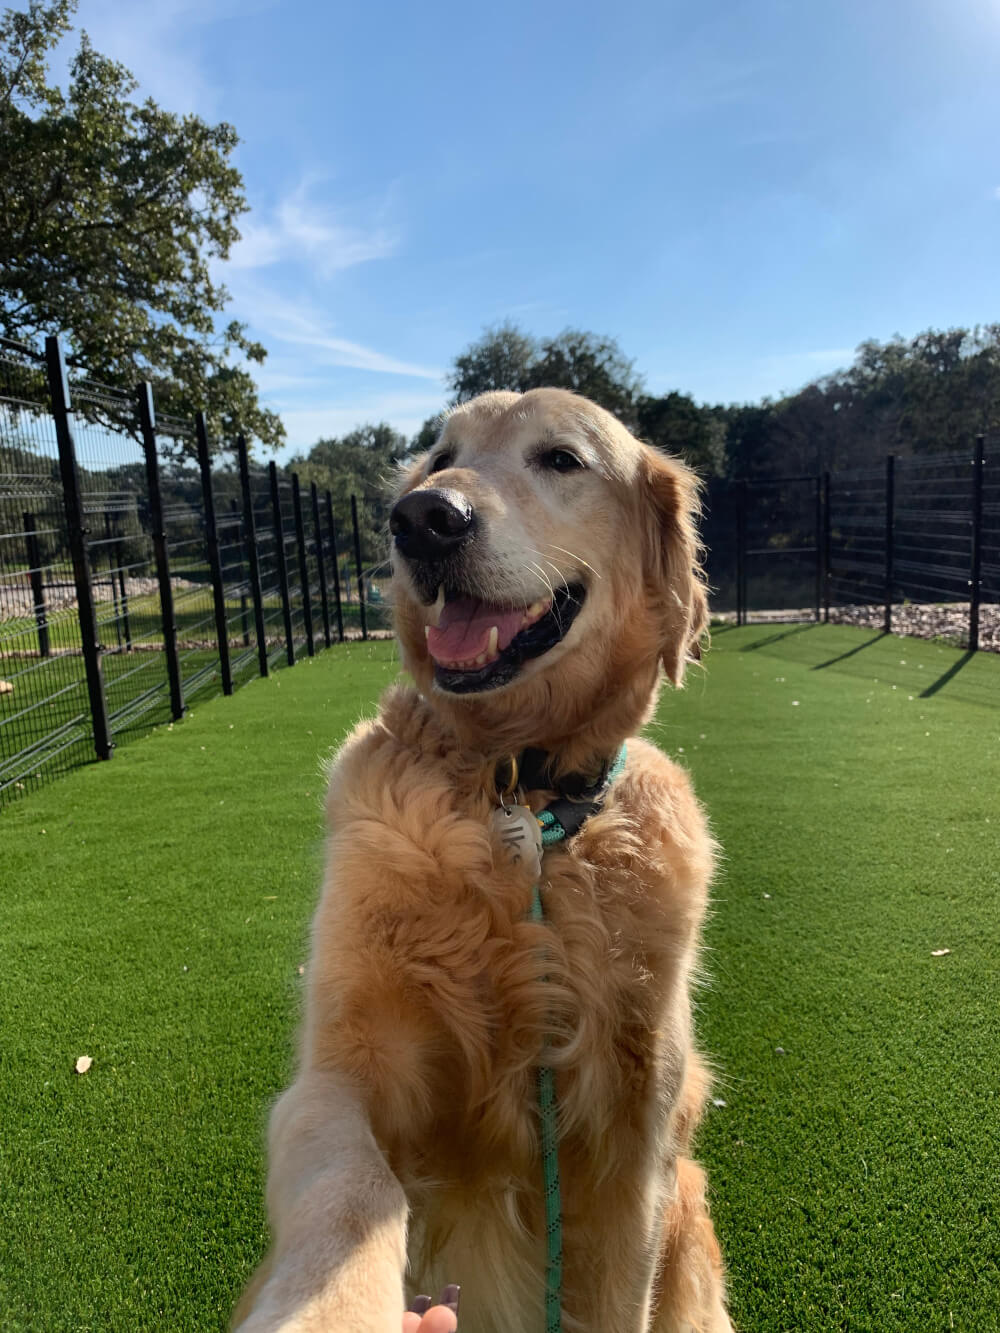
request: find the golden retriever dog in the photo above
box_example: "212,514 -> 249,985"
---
233,388 -> 732,1333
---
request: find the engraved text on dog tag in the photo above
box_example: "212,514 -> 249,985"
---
490,803 -> 543,880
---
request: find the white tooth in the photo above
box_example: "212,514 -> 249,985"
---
475,653 -> 486,666
424,625 -> 430,639
429,585 -> 445,627
487,626 -> 499,657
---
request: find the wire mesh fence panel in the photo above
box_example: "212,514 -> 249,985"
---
218,485 -> 257,686
276,473 -> 308,658
328,495 -> 363,638
701,479 -> 738,614
0,341 -> 91,803
891,453 -> 975,645
978,441 -> 1000,651
827,465 -> 887,611
358,494 -> 393,635
743,476 -> 821,620
307,483 -> 332,650
66,374 -> 174,743
156,419 -> 223,702
245,461 -> 287,668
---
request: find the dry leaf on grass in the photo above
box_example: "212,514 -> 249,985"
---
74,1056 -> 93,1074
930,948 -> 951,957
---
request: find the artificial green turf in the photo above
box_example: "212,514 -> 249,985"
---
1,627 -> 997,1331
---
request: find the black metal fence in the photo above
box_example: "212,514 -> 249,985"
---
6,332 -> 995,807
707,438 -> 998,652
0,335 -> 391,808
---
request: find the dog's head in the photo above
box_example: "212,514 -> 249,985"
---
390,388 -> 708,754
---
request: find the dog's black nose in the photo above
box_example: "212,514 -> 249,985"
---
390,488 -> 474,561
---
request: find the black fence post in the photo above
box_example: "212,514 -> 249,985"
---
822,472 -> 831,624
138,383 -> 184,721
311,481 -> 332,648
350,493 -> 368,642
884,454 -> 896,634
736,479 -> 748,626
969,434 -> 985,653
325,490 -> 345,642
46,335 -> 113,760
269,461 -> 295,666
231,498 -> 250,647
292,474 -> 315,657
195,412 -> 233,695
22,512 -> 50,659
237,437 -> 269,678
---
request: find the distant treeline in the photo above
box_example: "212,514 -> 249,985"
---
290,323 -> 1000,500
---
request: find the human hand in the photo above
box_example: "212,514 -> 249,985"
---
402,1285 -> 460,1333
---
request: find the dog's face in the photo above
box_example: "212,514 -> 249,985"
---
390,389 -> 707,748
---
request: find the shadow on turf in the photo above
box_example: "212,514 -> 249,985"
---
739,624 -> 818,652
920,649 -> 976,699
811,631 -> 888,670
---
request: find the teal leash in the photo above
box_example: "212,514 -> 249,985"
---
529,881 -> 563,1333
529,743 -> 627,1333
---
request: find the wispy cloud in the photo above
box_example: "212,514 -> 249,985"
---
56,0 -> 253,116
230,181 -> 399,276
992,185 -> 1000,201
240,290 -> 444,380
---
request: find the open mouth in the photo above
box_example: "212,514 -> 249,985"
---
424,583 -> 587,694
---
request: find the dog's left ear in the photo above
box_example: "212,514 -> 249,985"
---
641,447 -> 709,686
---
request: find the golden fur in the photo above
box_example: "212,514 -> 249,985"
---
233,389 -> 732,1333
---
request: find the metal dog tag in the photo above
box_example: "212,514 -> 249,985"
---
490,803 -> 543,880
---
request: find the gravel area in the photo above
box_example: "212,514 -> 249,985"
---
717,602 -> 999,653
1,574 -> 196,619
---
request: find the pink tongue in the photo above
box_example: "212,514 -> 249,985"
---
427,597 -> 526,663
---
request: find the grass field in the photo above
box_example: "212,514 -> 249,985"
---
1,626 -> 997,1331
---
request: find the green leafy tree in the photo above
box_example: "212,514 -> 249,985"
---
291,423 -> 409,568
637,390 -> 727,476
0,0 -> 283,452
447,322 -> 538,402
447,322 -> 643,427
410,412 -> 446,454
529,329 -> 642,427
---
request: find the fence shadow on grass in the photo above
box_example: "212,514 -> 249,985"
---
919,650 -> 977,700
811,632 -> 888,671
739,624 -> 819,652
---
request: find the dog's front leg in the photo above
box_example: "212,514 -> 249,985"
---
233,1068 -> 408,1333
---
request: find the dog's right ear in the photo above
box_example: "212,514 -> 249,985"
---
640,446 -> 709,686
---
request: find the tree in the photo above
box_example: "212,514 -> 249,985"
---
447,323 -> 643,426
0,0 -> 283,452
410,413 -> 445,454
636,390 -> 727,476
291,423 -> 409,566
529,330 -> 643,427
447,322 -> 537,402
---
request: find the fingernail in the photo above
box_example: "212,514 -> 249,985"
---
408,1295 -> 432,1315
440,1284 -> 460,1315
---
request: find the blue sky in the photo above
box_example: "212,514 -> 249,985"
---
56,0 -> 1000,459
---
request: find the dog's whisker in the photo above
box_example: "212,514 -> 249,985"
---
540,542 -> 604,581
523,560 -> 557,605
524,549 -> 572,597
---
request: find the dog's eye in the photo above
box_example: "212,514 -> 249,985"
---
428,452 -> 453,474
542,448 -> 585,473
